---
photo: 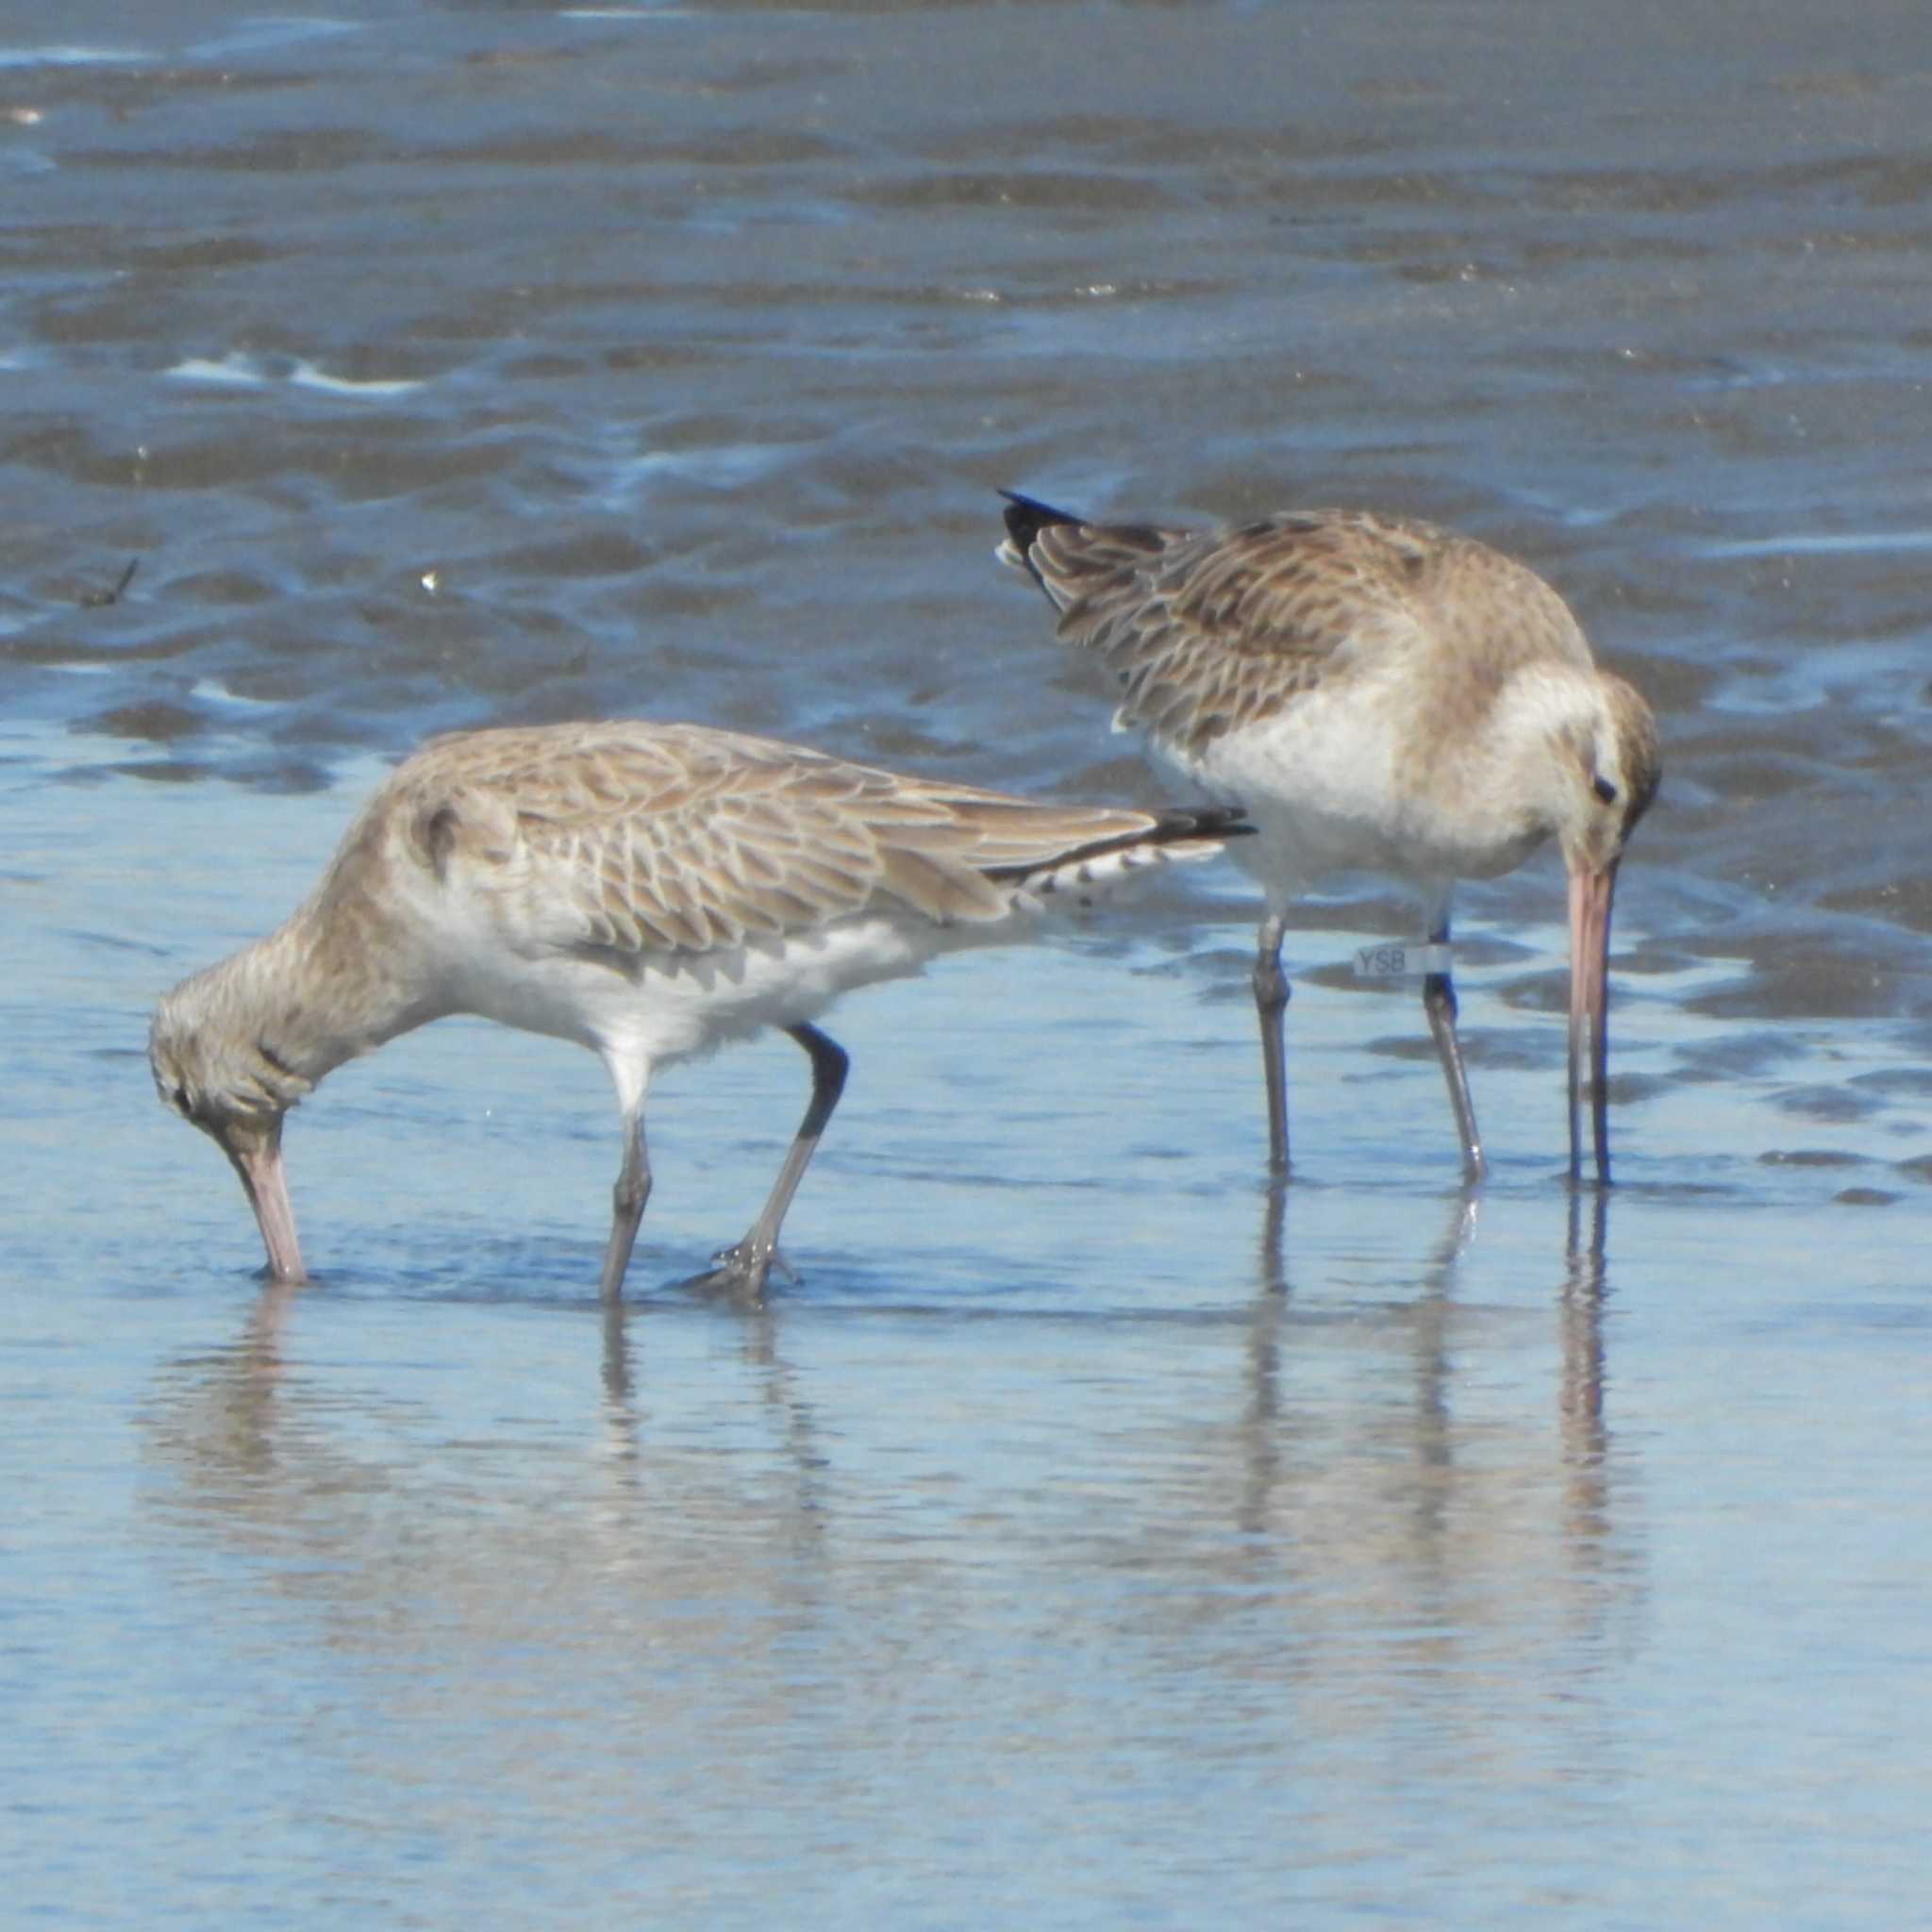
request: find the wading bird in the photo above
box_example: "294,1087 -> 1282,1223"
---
999,491 -> 1658,1185
151,719 -> 1247,1295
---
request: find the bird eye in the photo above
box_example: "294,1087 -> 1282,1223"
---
1592,776 -> 1618,806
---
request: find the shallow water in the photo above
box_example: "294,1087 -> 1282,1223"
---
5,2 -> 1932,1924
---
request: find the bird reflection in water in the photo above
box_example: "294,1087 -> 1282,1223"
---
1238,1177 -> 1628,1654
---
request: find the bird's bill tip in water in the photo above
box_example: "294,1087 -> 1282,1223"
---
1566,860 -> 1619,1188
225,1129 -> 307,1284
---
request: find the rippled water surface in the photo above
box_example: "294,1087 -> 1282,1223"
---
6,2 -> 1932,1924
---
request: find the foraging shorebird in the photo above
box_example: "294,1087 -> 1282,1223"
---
998,491 -> 1660,1185
149,719 -> 1247,1297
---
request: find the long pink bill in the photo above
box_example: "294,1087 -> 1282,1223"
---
227,1132 -> 308,1284
1566,861 -> 1619,1187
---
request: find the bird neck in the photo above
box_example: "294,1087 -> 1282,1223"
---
220,895 -> 441,1091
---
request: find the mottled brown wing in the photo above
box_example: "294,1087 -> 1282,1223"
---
408,721 -> 1191,956
1021,510 -> 1446,756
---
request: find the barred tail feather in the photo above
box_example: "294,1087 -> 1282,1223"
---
996,489 -> 1088,597
984,804 -> 1251,902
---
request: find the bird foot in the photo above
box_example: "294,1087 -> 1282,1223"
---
678,1237 -> 795,1301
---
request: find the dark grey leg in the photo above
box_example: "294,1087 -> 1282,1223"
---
1420,916 -> 1485,1184
1253,912 -> 1291,1174
599,1106 -> 653,1301
706,1024 -> 849,1297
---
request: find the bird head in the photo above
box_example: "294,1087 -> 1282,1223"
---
1552,672 -> 1661,881
150,965 -> 310,1282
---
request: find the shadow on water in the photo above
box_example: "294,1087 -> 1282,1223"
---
137,1179 -> 1643,1771
142,1275 -> 831,1598
1230,1175 -> 1632,1663
1562,1189 -> 1610,1438
1242,1180 -> 1482,1530
598,1289 -> 828,1529
1561,1187 -> 1612,1549
152,1185 -> 1625,1559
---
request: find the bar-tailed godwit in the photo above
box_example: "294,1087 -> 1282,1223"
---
998,492 -> 1659,1185
150,719 -> 1247,1296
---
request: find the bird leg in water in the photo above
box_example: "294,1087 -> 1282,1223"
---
599,1108 -> 653,1301
1420,916 -> 1486,1185
699,1023 -> 850,1297
1252,911 -> 1291,1174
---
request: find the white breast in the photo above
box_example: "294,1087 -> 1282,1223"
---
420,891 -> 937,1071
